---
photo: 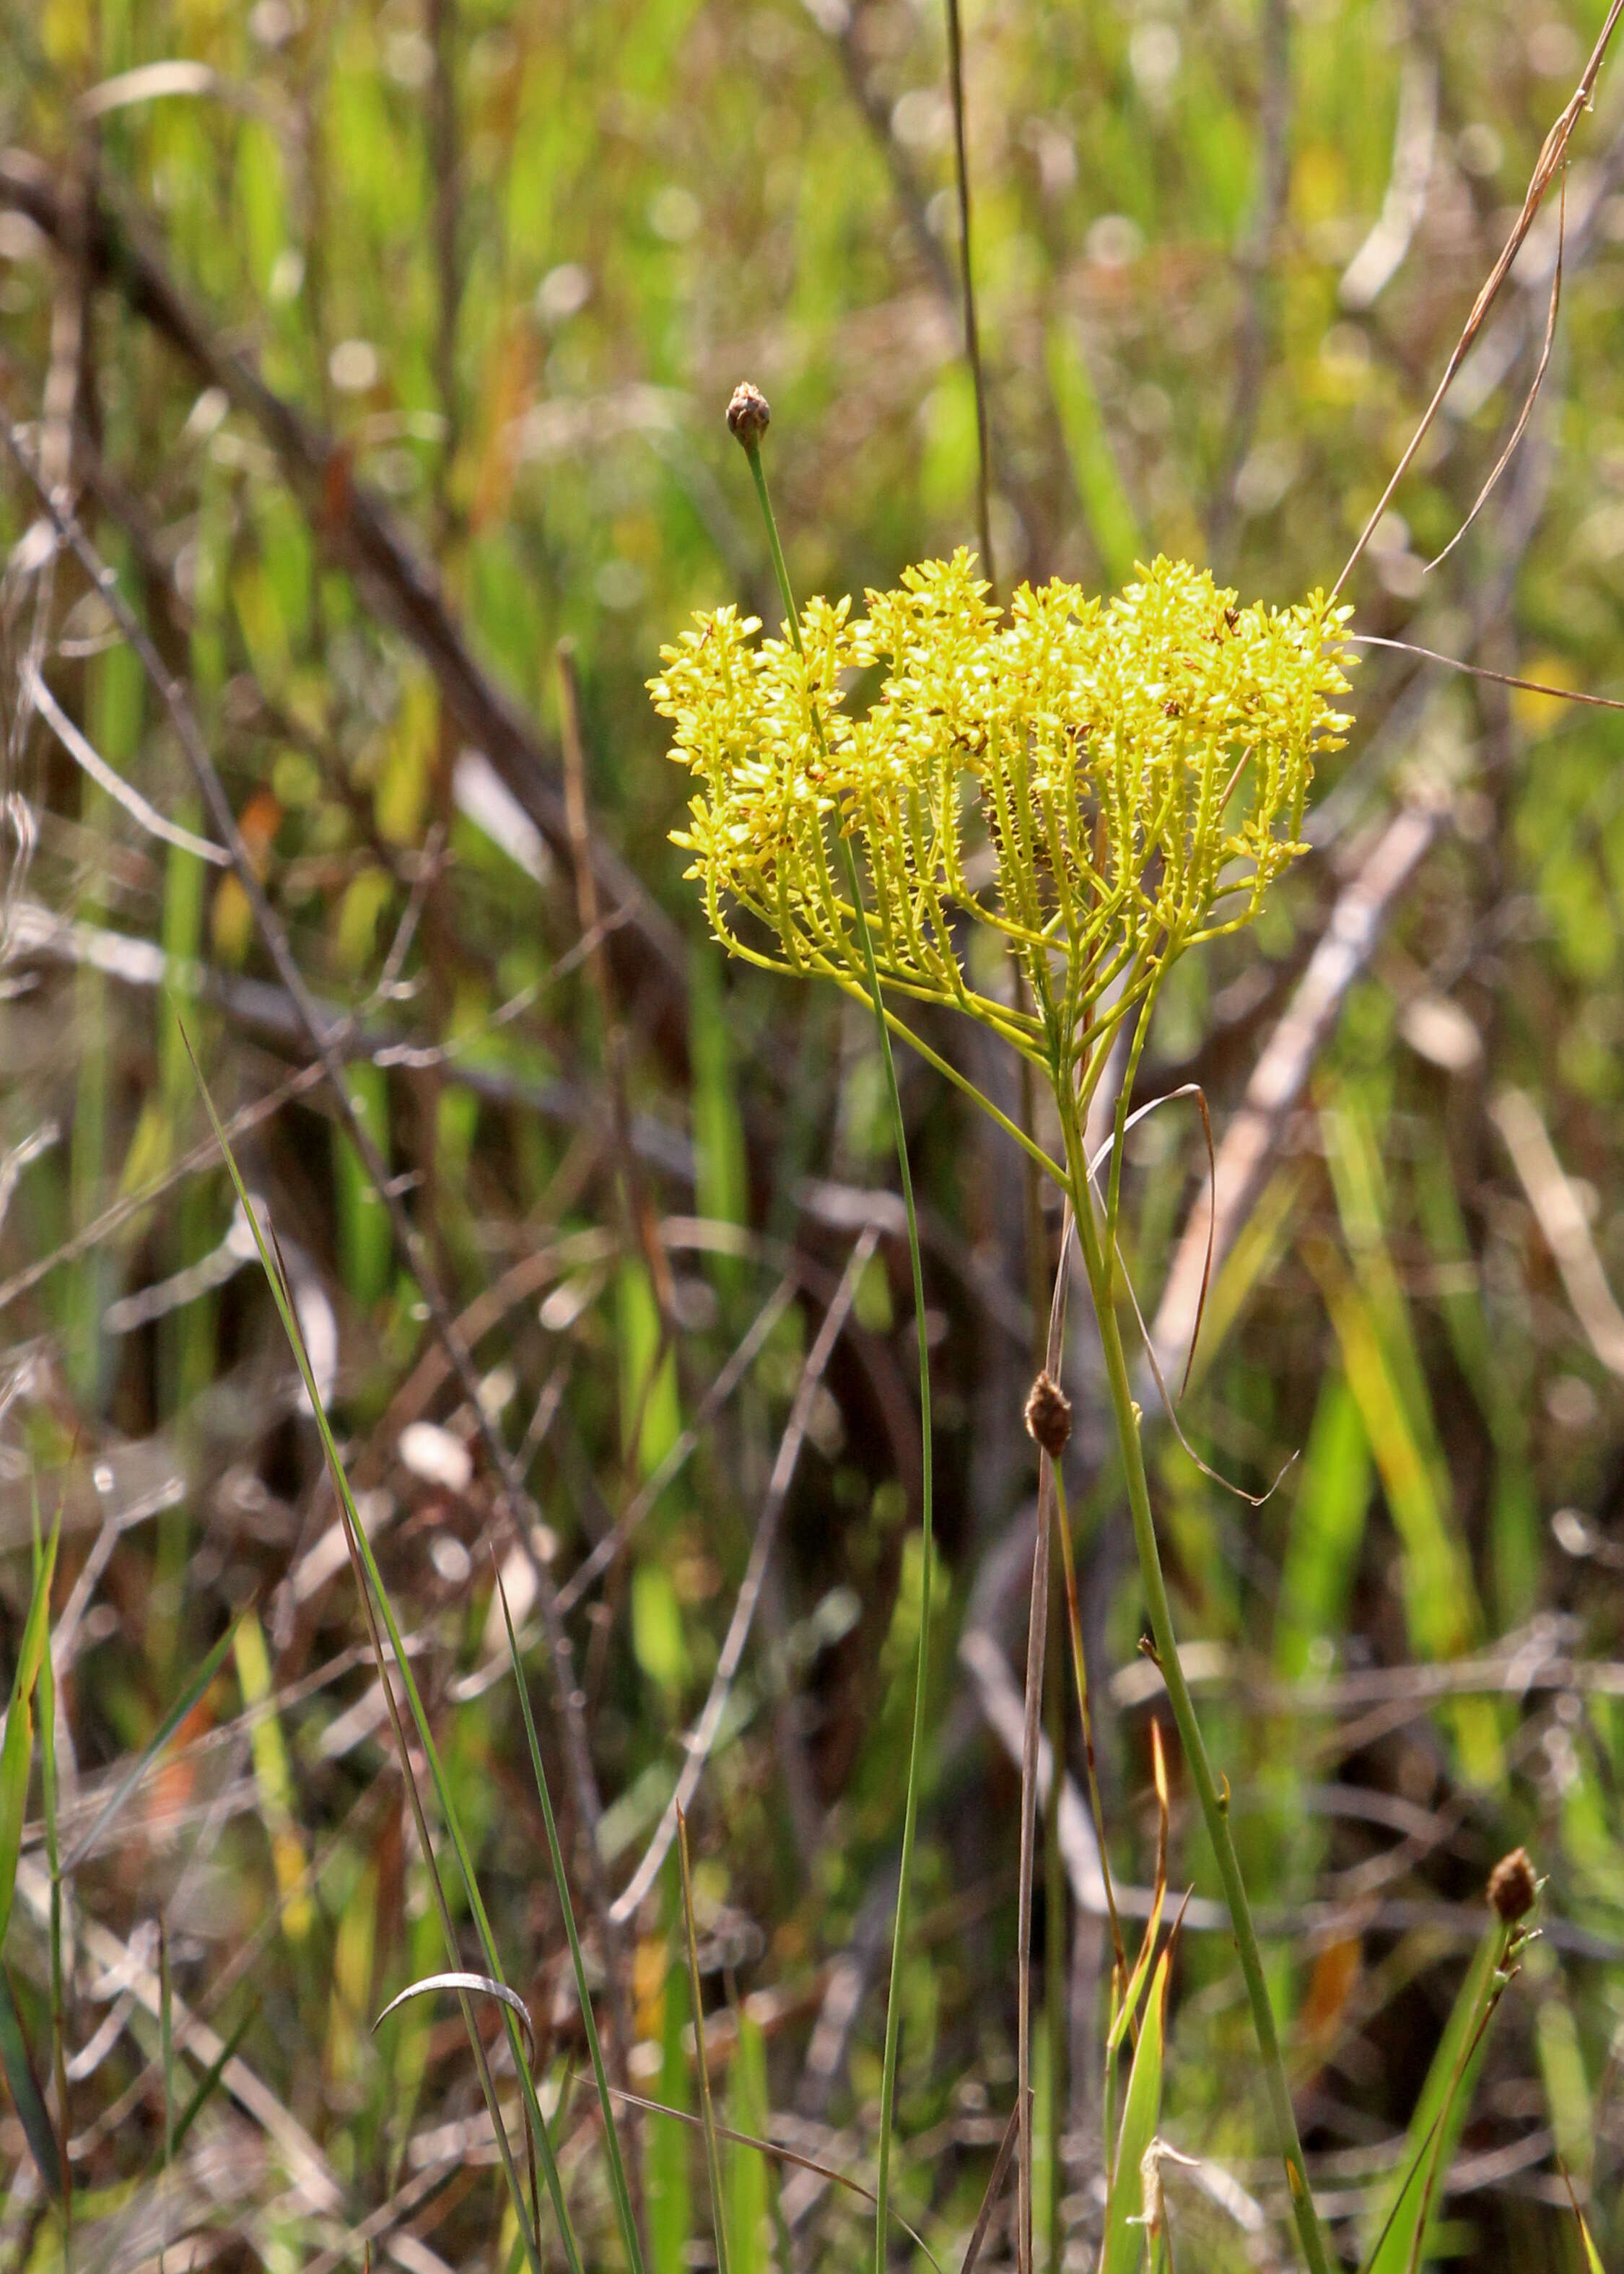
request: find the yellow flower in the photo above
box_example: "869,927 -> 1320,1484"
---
650,552 -> 1353,1081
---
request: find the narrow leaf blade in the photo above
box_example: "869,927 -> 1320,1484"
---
1101,1948 -> 1169,2274
0,1515 -> 60,1954
0,1965 -> 63,2198
64,1613 -> 240,1873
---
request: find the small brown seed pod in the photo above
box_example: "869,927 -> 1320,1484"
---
1023,1369 -> 1072,1459
1487,1846 -> 1537,1924
726,381 -> 770,450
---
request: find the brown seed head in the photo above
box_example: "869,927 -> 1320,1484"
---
1023,1370 -> 1072,1459
726,381 -> 771,451
1487,1846 -> 1537,1925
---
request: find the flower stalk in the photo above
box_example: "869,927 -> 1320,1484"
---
718,383 -> 935,2274
1057,1082 -> 1334,2274
654,384 -> 1354,2273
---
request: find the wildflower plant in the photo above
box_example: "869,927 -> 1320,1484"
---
654,385 -> 1355,2274
653,549 -> 1351,1167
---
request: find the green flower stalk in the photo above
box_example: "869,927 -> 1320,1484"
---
652,386 -> 1353,2274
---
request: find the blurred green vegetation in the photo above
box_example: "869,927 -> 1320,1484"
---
0,0 -> 1623,2265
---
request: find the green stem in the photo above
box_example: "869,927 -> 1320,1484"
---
745,448 -> 798,650
1055,1090 -> 1332,2274
844,833 -> 935,2274
678,1808 -> 733,2274
739,430 -> 933,2274
1043,1563 -> 1065,2274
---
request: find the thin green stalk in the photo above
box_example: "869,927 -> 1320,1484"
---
159,1920 -> 173,2274
850,821 -> 936,2274
1054,1091 -> 1332,2274
38,1624 -> 69,2273
678,1808 -> 731,2274
735,415 -> 934,2274
1042,1569 -> 1065,2274
189,1040 -> 553,2274
741,447 -> 795,654
943,0 -> 994,591
1018,1227 -> 1071,2274
497,1572 -> 646,2274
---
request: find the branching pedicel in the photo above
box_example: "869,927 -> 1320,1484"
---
652,549 -> 1352,1106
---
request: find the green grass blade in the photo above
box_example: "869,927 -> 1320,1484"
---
185,1030 -> 555,2274
726,2002 -> 768,2274
1273,1375 -> 1372,1683
0,1964 -> 64,2199
170,1998 -> 259,2158
1362,1920 -> 1516,2273
497,1566 -> 647,2274
0,1512 -> 59,1958
63,1613 -> 240,1875
678,1806 -> 730,2274
1100,1948 -> 1169,2274
160,1916 -> 174,2270
36,1520 -> 69,2262
649,1914 -> 692,2274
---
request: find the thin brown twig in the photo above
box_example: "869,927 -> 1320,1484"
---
610,1227 -> 878,1924
1491,1087 -> 1624,1377
1345,632 -> 1624,713
588,2076 -> 946,2271
1333,0 -> 1624,597
960,2094 -> 1025,2274
1427,173 -> 1567,573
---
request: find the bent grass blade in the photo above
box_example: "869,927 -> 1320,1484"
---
497,1564 -> 647,2274
185,1029 -> 557,2274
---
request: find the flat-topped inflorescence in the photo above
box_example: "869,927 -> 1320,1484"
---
650,550 -> 1353,1092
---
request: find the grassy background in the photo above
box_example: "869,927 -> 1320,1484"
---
1,0 -> 1624,2264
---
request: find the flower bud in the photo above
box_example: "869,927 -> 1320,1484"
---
1487,1846 -> 1537,1924
1024,1369 -> 1072,1459
727,381 -> 770,450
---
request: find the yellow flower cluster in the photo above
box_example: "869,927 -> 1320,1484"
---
650,552 -> 1353,1076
